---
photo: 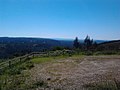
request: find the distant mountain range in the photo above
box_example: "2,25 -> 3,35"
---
0,37 -> 113,59
0,37 -> 60,59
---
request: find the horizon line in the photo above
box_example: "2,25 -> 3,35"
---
0,36 -> 117,41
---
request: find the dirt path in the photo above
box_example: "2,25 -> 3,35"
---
30,56 -> 120,90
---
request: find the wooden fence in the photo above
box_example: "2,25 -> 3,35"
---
0,50 -> 74,74
0,52 -> 46,73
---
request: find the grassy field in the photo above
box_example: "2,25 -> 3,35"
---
0,59 -> 35,90
31,56 -> 67,63
31,54 -> 85,64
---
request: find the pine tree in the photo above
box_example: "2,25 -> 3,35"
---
84,35 -> 93,50
73,37 -> 79,48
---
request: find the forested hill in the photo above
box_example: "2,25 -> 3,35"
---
0,37 -> 107,59
0,37 -> 62,59
97,40 -> 120,51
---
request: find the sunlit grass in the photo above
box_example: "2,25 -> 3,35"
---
70,54 -> 84,60
31,54 -> 84,64
31,55 -> 68,63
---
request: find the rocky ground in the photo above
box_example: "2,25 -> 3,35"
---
29,55 -> 120,90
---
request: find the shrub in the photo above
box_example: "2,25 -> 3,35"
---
84,51 -> 93,56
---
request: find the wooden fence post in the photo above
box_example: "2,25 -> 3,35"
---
0,69 -> 2,75
33,53 -> 34,58
9,61 -> 11,68
20,58 -> 21,62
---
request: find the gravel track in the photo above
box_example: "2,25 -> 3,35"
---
29,56 -> 120,90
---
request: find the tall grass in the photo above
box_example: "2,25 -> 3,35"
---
0,60 -> 34,90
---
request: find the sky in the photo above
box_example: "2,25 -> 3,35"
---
0,0 -> 120,40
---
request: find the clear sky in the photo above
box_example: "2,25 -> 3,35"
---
0,0 -> 120,40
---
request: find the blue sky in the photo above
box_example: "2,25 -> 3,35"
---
0,0 -> 120,40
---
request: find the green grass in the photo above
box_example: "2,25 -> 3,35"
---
31,55 -> 69,64
70,54 -> 84,59
0,60 -> 34,90
31,54 -> 84,64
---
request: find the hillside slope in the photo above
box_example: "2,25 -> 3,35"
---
97,40 -> 120,51
0,37 -> 61,59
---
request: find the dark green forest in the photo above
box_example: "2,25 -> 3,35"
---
0,37 -> 120,59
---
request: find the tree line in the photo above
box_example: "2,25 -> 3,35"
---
73,35 -> 98,51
